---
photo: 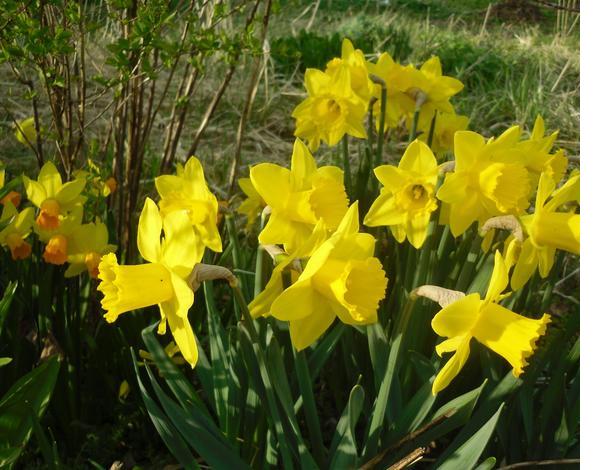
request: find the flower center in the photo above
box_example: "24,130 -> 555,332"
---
316,98 -> 341,121
43,234 -> 68,265
85,251 -> 102,278
37,199 -> 61,230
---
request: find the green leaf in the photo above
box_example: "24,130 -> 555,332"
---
474,456 -> 497,470
0,358 -> 12,368
435,403 -> 504,469
143,363 -> 248,469
0,282 -> 18,335
130,349 -> 199,469
329,385 -> 365,470
393,376 -> 437,437
0,356 -> 60,468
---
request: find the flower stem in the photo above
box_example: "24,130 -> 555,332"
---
409,107 -> 421,143
254,210 -> 268,298
342,134 -> 352,196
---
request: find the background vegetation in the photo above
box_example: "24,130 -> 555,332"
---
0,0 -> 579,467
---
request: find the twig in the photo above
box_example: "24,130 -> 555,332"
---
386,447 -> 428,470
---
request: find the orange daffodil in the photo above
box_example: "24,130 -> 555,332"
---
155,156 -> 222,261
364,141 -> 439,248
253,203 -> 387,350
250,139 -> 348,253
431,251 -> 550,395
66,221 -> 117,278
510,170 -> 579,290
0,203 -> 34,260
98,198 -> 199,368
24,161 -> 86,231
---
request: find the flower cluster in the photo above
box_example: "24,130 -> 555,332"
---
0,161 -> 116,277
292,39 -> 467,152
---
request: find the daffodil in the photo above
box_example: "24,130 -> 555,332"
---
98,198 -> 199,367
292,66 -> 367,151
516,115 -> 568,190
367,52 -> 414,129
66,221 -> 117,278
364,141 -> 439,248
14,117 -> 37,146
155,156 -> 222,261
326,38 -> 374,104
249,220 -> 328,319
0,168 -> 22,208
406,56 -> 464,128
418,111 -> 470,154
437,128 -> 530,237
266,203 -> 388,350
37,205 -> 83,265
431,251 -> 551,395
511,171 -> 579,290
24,161 -> 86,230
236,177 -> 265,229
0,203 -> 34,260
250,139 -> 348,253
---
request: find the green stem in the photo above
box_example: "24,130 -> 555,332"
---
368,74 -> 387,169
254,210 -> 268,298
426,111 -> 437,148
455,233 -> 483,293
408,107 -> 421,143
342,134 -> 352,197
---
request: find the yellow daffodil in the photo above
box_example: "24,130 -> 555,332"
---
249,220 -> 329,319
65,221 -> 117,278
431,251 -> 550,395
105,176 -> 117,195
14,117 -> 37,146
367,52 -> 414,129
267,203 -> 388,350
98,198 -> 199,367
437,128 -> 530,237
236,177 -> 265,229
511,171 -> 579,290
418,111 -> 470,154
517,115 -> 568,190
24,161 -> 86,231
250,139 -> 348,253
292,66 -> 367,151
364,141 -> 439,248
405,56 -> 464,129
0,203 -> 34,260
155,156 -> 222,261
326,38 -> 374,104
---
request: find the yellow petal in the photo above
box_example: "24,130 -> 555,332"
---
290,139 -> 317,190
137,198 -> 162,263
473,303 -> 550,377
55,178 -> 86,205
397,140 -> 438,176
511,238 -> 538,291
537,246 -> 556,278
271,279 -> 322,321
432,337 -> 471,395
37,161 -> 62,197
23,176 -> 47,208
454,131 -> 486,171
162,210 -> 198,275
435,335 -> 467,356
406,211 -> 430,249
249,258 -> 294,318
364,191 -> 404,227
484,251 -> 509,303
250,163 -> 291,209
162,300 -> 198,368
431,293 -> 482,338
334,201 -> 360,237
373,165 -> 403,189
289,308 -> 336,351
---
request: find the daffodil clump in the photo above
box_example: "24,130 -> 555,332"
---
0,160 -> 117,277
